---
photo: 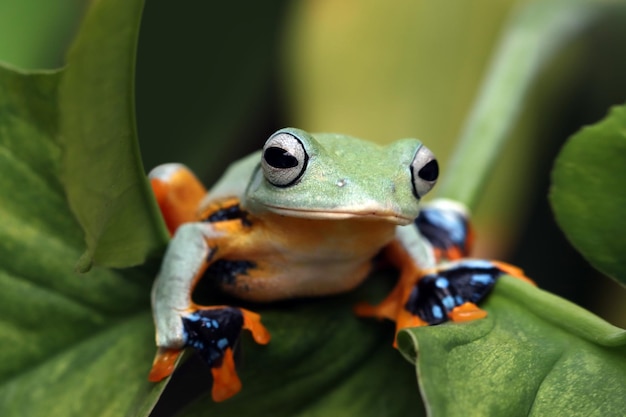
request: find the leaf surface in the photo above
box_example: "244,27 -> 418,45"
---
398,276 -> 626,417
550,104 -> 626,286
59,0 -> 168,269
0,64 -> 159,417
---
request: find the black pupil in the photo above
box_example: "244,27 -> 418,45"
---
418,159 -> 439,182
264,146 -> 299,169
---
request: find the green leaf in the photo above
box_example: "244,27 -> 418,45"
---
0,64 -> 160,416
550,104 -> 626,286
397,276 -> 626,417
58,0 -> 168,269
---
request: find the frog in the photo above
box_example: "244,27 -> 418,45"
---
147,127 -> 533,402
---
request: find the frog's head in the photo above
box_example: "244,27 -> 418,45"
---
244,128 -> 438,225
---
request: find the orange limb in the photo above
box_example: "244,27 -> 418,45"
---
435,246 -> 464,262
353,281 -> 403,322
354,240 -> 421,322
241,308 -> 271,345
391,309 -> 429,347
211,348 -> 242,402
355,240 -> 430,347
149,164 -> 207,234
395,309 -> 429,331
148,347 -> 183,382
448,302 -> 488,323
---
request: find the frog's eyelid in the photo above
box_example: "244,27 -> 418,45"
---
261,131 -> 309,187
410,145 -> 439,198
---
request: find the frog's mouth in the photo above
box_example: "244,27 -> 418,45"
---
264,205 -> 414,225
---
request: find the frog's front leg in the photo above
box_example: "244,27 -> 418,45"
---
401,259 -> 534,326
357,241 -> 533,336
354,236 -> 431,334
148,222 -> 270,402
356,203 -> 534,336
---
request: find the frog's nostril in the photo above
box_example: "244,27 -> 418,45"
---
336,178 -> 348,187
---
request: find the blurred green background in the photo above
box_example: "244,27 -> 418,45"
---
1,0 -> 624,327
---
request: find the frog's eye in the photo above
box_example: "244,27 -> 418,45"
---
411,145 -> 439,198
262,131 -> 309,187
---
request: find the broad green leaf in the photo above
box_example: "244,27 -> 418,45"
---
0,65 -> 159,416
59,0 -> 168,269
397,276 -> 626,417
550,104 -> 626,286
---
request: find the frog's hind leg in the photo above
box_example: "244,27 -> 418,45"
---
149,163 -> 207,234
415,198 -> 474,261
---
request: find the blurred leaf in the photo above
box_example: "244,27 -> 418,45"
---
284,0 -> 516,144
550,104 -> 626,286
398,276 -> 626,417
0,64 -> 158,417
0,0 -> 88,69
136,0 -> 290,180
59,0 -> 168,269
438,0 -> 606,208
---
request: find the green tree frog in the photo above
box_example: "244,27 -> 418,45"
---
147,128 -> 533,401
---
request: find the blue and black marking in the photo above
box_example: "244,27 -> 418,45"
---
405,260 -> 503,325
204,204 -> 251,227
205,259 -> 257,285
415,205 -> 471,257
182,307 -> 244,367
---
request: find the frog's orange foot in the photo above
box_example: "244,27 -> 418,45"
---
491,261 -> 536,286
211,348 -> 242,402
404,259 -> 531,325
148,347 -> 183,382
448,302 -> 488,322
240,308 -> 272,345
150,306 -> 270,401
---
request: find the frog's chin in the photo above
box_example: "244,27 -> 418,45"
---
263,205 -> 414,225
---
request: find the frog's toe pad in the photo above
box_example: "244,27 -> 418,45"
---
405,259 -> 517,325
